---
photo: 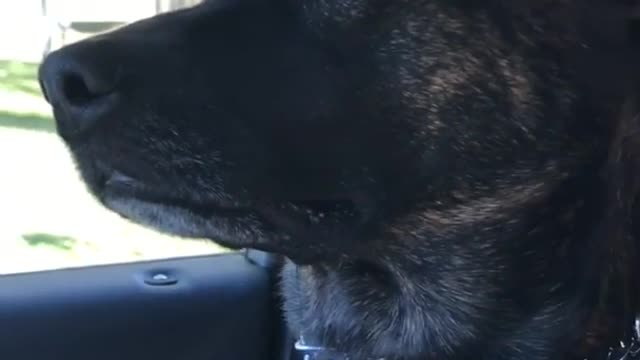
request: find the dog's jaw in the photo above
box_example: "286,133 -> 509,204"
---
95,169 -> 377,265
104,196 -> 267,247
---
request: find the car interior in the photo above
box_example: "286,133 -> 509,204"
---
0,249 -> 295,360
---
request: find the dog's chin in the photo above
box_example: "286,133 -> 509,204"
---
95,171 -> 367,265
101,181 -> 271,252
104,196 -> 258,243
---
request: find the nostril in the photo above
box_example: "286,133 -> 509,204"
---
39,46 -> 121,140
62,71 -> 95,106
39,47 -> 120,109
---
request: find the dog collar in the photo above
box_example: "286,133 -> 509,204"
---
293,336 -> 385,360
598,317 -> 640,360
293,317 -> 640,360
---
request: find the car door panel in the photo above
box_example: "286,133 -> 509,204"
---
0,251 -> 286,360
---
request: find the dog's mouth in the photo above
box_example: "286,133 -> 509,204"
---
103,171 -> 359,220
98,170 -> 368,264
103,171 -> 251,217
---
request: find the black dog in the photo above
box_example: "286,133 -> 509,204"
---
38,0 -> 640,359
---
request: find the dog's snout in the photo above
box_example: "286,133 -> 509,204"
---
39,43 -> 120,139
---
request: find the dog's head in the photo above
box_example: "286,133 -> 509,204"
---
39,0 -> 640,358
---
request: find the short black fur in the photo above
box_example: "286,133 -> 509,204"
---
38,0 -> 640,359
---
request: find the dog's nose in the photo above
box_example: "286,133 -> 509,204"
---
38,43 -> 119,139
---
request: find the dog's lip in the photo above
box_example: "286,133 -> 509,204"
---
102,171 -> 248,212
105,171 -> 136,187
104,171 -> 361,216
99,171 -> 373,264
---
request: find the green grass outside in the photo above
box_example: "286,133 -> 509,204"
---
0,59 -> 226,275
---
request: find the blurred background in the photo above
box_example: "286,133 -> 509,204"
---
0,0 -> 229,275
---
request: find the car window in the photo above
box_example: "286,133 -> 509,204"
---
0,0 -> 225,275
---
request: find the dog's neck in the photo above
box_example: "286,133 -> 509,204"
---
290,149 -> 639,360
291,168 -> 639,360
293,317 -> 640,360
